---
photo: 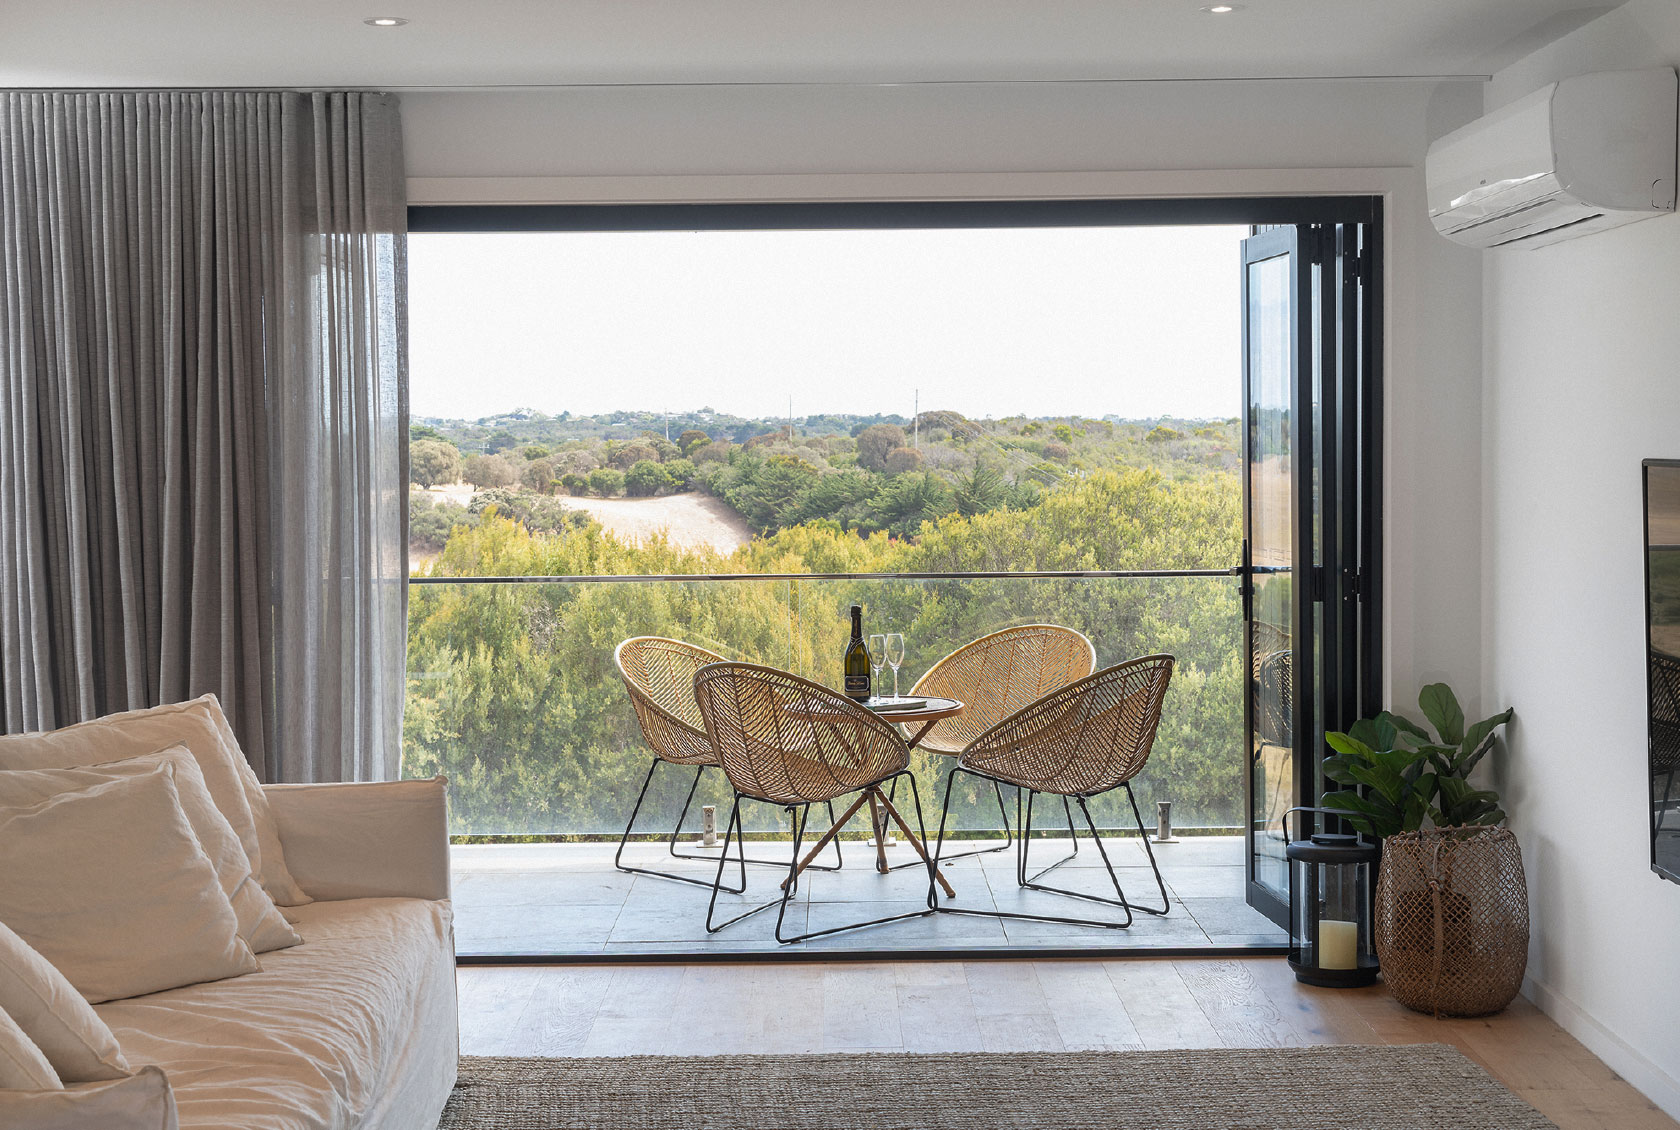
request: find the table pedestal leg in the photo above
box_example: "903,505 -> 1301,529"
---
867,791 -> 893,873
875,788 -> 957,901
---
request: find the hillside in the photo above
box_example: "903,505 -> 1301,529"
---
409,407 -> 1240,562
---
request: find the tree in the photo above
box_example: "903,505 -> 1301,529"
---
519,445 -> 551,461
678,430 -> 711,457
610,442 -> 659,469
408,492 -> 468,553
624,460 -> 673,497
410,438 -> 462,488
856,424 -> 907,472
884,447 -> 924,475
587,468 -> 624,497
483,429 -> 519,454
461,453 -> 519,489
869,472 -> 954,538
663,458 -> 697,491
954,464 -> 1007,517
559,472 -> 589,496
521,457 -> 557,494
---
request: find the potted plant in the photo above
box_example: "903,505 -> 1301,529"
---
1320,683 -> 1527,1017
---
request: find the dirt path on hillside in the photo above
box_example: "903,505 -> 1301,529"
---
417,484 -> 753,554
563,494 -> 753,554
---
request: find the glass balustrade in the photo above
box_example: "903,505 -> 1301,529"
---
403,573 -> 1242,840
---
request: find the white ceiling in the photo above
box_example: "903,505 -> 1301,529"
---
0,0 -> 1614,88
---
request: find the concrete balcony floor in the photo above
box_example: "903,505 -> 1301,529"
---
450,834 -> 1286,957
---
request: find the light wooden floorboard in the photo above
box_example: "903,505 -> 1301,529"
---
457,956 -> 1677,1130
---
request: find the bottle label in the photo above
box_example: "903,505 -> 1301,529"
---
845,674 -> 870,698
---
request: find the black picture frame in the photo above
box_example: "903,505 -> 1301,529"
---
1642,458 -> 1680,886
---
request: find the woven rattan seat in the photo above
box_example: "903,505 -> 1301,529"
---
612,638 -> 839,891
617,637 -> 728,768
879,625 -> 1094,868
932,653 -> 1176,930
693,662 -> 936,943
910,625 -> 1096,756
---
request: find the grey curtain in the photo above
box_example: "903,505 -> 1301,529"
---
0,91 -> 408,783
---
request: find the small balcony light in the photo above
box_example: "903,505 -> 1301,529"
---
363,16 -> 409,27
1200,4 -> 1243,11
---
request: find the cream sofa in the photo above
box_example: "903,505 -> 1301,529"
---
93,777 -> 460,1130
0,729 -> 458,1130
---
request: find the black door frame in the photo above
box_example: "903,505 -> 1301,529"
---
413,194 -> 1384,962
1237,215 -> 1384,930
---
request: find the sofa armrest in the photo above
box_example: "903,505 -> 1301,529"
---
263,777 -> 451,902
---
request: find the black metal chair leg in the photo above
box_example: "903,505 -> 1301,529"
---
1018,790 -> 1081,885
705,796 -> 789,934
778,772 -> 936,944
616,757 -> 746,893
935,766 -> 1167,931
1123,781 -> 1171,916
669,766 -> 843,872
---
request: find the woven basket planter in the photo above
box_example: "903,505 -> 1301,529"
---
1374,826 -> 1529,1018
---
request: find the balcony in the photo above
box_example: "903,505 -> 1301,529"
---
406,571 -> 1285,955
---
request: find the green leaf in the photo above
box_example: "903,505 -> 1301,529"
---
1325,731 -> 1375,761
1460,708 -> 1512,753
1321,754 -> 1361,786
1347,761 -> 1406,805
1381,710 -> 1430,743
1435,776 -> 1503,825
1418,683 -> 1465,746
1347,717 -> 1389,752
1456,731 -> 1497,775
1321,791 -> 1399,838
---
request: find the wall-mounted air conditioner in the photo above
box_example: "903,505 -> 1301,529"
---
1426,67 -> 1677,249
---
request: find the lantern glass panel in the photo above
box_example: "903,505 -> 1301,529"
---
1286,831 -> 1378,987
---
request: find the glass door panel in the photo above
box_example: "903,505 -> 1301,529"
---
1242,228 -> 1310,929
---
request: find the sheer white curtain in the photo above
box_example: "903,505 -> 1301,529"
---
0,91 -> 408,782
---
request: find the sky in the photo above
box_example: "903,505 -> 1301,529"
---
408,225 -> 1247,423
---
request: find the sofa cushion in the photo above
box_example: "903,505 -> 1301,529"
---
0,748 -> 301,954
0,694 -> 311,908
98,897 -> 458,1130
0,920 -> 130,1083
0,769 -> 260,1004
0,1005 -> 62,1089
0,1065 -> 178,1130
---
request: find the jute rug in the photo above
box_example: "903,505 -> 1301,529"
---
438,1044 -> 1556,1129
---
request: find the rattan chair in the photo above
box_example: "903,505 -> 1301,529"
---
692,662 -> 937,943
898,624 -> 1096,862
931,653 -> 1176,930
613,637 -> 840,891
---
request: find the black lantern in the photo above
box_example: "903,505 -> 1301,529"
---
1284,807 -> 1379,987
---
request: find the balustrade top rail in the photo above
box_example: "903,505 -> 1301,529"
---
409,567 -> 1243,585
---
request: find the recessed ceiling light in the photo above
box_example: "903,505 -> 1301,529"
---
1200,3 -> 1243,11
363,16 -> 409,27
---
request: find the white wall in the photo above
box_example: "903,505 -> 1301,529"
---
1483,0 -> 1680,1117
399,78 -> 1488,708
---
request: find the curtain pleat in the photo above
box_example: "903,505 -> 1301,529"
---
0,91 -> 407,783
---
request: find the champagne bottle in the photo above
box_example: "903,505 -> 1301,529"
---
843,605 -> 872,703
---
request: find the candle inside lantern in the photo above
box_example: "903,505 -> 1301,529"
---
1319,919 -> 1359,970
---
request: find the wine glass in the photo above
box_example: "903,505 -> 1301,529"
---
884,632 -> 906,701
867,634 -> 885,703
